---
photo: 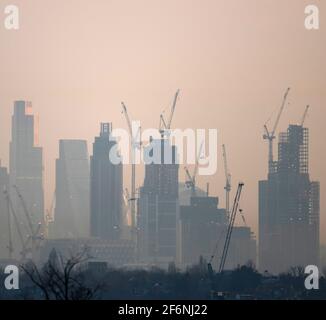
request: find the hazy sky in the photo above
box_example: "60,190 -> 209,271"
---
0,0 -> 325,242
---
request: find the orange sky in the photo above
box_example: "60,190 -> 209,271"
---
0,0 -> 325,242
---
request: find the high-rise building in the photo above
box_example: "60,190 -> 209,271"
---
259,124 -> 320,274
9,101 -> 44,235
52,140 -> 90,239
138,138 -> 179,266
0,164 -> 9,259
227,226 -> 257,270
179,196 -> 256,270
90,123 -> 123,240
40,238 -> 135,268
179,196 -> 226,267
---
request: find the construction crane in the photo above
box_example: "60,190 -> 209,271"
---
208,182 -> 244,274
4,189 -> 30,260
300,105 -> 310,126
45,191 -> 56,238
222,144 -> 231,219
123,188 -> 132,226
14,185 -> 43,260
218,182 -> 244,273
184,142 -> 204,197
239,209 -> 247,227
159,90 -> 180,137
263,87 -> 290,173
121,102 -> 141,231
4,188 -> 13,259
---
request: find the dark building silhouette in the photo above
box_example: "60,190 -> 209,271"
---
138,138 -> 179,266
40,238 -> 135,268
0,164 -> 9,259
9,101 -> 44,239
227,226 -> 257,269
259,124 -> 320,274
180,196 -> 256,270
179,196 -> 226,267
90,123 -> 123,240
52,140 -> 90,239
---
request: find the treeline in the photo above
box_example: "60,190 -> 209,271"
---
1,253 -> 326,300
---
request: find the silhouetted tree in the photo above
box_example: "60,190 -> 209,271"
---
21,248 -> 99,300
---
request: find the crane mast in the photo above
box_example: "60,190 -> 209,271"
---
4,189 -> 29,260
13,185 -> 44,260
45,190 -> 56,238
218,182 -> 244,273
222,144 -> 231,219
263,87 -> 290,174
121,102 -> 140,232
184,142 -> 203,197
300,105 -> 310,126
4,188 -> 13,259
159,90 -> 180,137
123,188 -> 132,226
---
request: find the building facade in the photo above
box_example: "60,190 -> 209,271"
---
40,238 -> 135,268
9,101 -> 44,251
259,124 -> 320,274
90,123 -> 123,240
179,196 -> 226,267
138,138 -> 179,266
52,140 -> 90,239
179,196 -> 256,270
0,164 -> 9,259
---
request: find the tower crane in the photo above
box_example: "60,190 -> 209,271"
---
4,188 -> 13,259
123,188 -> 132,226
4,189 -> 30,261
208,182 -> 244,274
121,102 -> 141,230
222,144 -> 231,219
239,209 -> 247,227
300,105 -> 310,126
263,87 -> 290,174
45,191 -> 56,238
184,142 -> 203,197
159,90 -> 180,137
14,185 -> 43,260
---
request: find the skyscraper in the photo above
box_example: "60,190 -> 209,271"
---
9,101 -> 44,234
138,138 -> 179,266
259,124 -> 320,274
52,140 -> 90,239
0,163 -> 9,259
90,123 -> 123,240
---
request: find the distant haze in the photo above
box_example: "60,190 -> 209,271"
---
0,0 -> 325,243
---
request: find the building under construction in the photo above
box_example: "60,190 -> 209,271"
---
259,124 -> 320,274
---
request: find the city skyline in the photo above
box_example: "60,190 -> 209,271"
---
0,0 -> 325,246
0,98 -> 318,264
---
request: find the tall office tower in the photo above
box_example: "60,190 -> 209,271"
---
52,140 -> 90,239
0,164 -> 9,259
138,138 -> 179,266
259,124 -> 320,274
90,123 -> 123,240
9,101 -> 44,232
